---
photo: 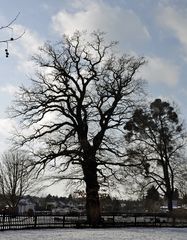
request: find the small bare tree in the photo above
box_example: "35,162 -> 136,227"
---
10,31 -> 146,225
0,150 -> 38,211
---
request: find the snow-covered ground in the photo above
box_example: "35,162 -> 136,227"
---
0,228 -> 187,240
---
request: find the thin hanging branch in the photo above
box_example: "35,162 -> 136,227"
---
0,12 -> 25,57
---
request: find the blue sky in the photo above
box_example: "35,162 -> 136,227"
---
0,0 -> 187,195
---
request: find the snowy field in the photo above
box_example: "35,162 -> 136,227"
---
0,228 -> 187,240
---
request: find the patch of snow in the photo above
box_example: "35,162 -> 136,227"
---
0,228 -> 187,240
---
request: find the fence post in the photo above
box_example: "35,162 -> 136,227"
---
134,216 -> 137,226
34,215 -> 37,228
154,215 -> 157,226
2,212 -> 5,231
172,217 -> 176,227
63,215 -> 65,227
113,215 -> 115,225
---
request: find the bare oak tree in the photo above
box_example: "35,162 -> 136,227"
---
0,150 -> 38,211
10,31 -> 145,225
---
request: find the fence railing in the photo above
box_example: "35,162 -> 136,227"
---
0,212 -> 187,231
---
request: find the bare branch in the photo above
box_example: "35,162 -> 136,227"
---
0,12 -> 25,57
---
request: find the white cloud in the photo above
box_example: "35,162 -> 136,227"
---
141,56 -> 180,86
13,24 -> 43,56
52,1 -> 150,45
158,6 -> 187,54
0,118 -> 15,137
0,85 -> 18,95
10,24 -> 44,75
0,118 -> 17,154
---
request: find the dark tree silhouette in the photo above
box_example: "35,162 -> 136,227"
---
145,185 -> 160,212
124,98 -> 186,211
172,188 -> 179,200
146,185 -> 160,201
0,13 -> 24,57
10,31 -> 145,225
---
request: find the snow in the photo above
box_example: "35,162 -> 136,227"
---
0,228 -> 187,240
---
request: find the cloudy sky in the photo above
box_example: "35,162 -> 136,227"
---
0,0 -> 187,195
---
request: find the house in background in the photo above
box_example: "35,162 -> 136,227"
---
18,197 -> 36,214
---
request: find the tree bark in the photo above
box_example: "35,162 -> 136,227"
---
167,189 -> 173,212
163,164 -> 173,212
82,159 -> 101,226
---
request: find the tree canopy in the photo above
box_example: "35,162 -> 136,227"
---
124,98 -> 187,211
10,31 -> 146,225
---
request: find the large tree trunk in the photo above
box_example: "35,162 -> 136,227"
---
163,165 -> 173,212
166,189 -> 173,212
82,160 -> 101,226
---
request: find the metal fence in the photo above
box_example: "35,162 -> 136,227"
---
0,212 -> 187,231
